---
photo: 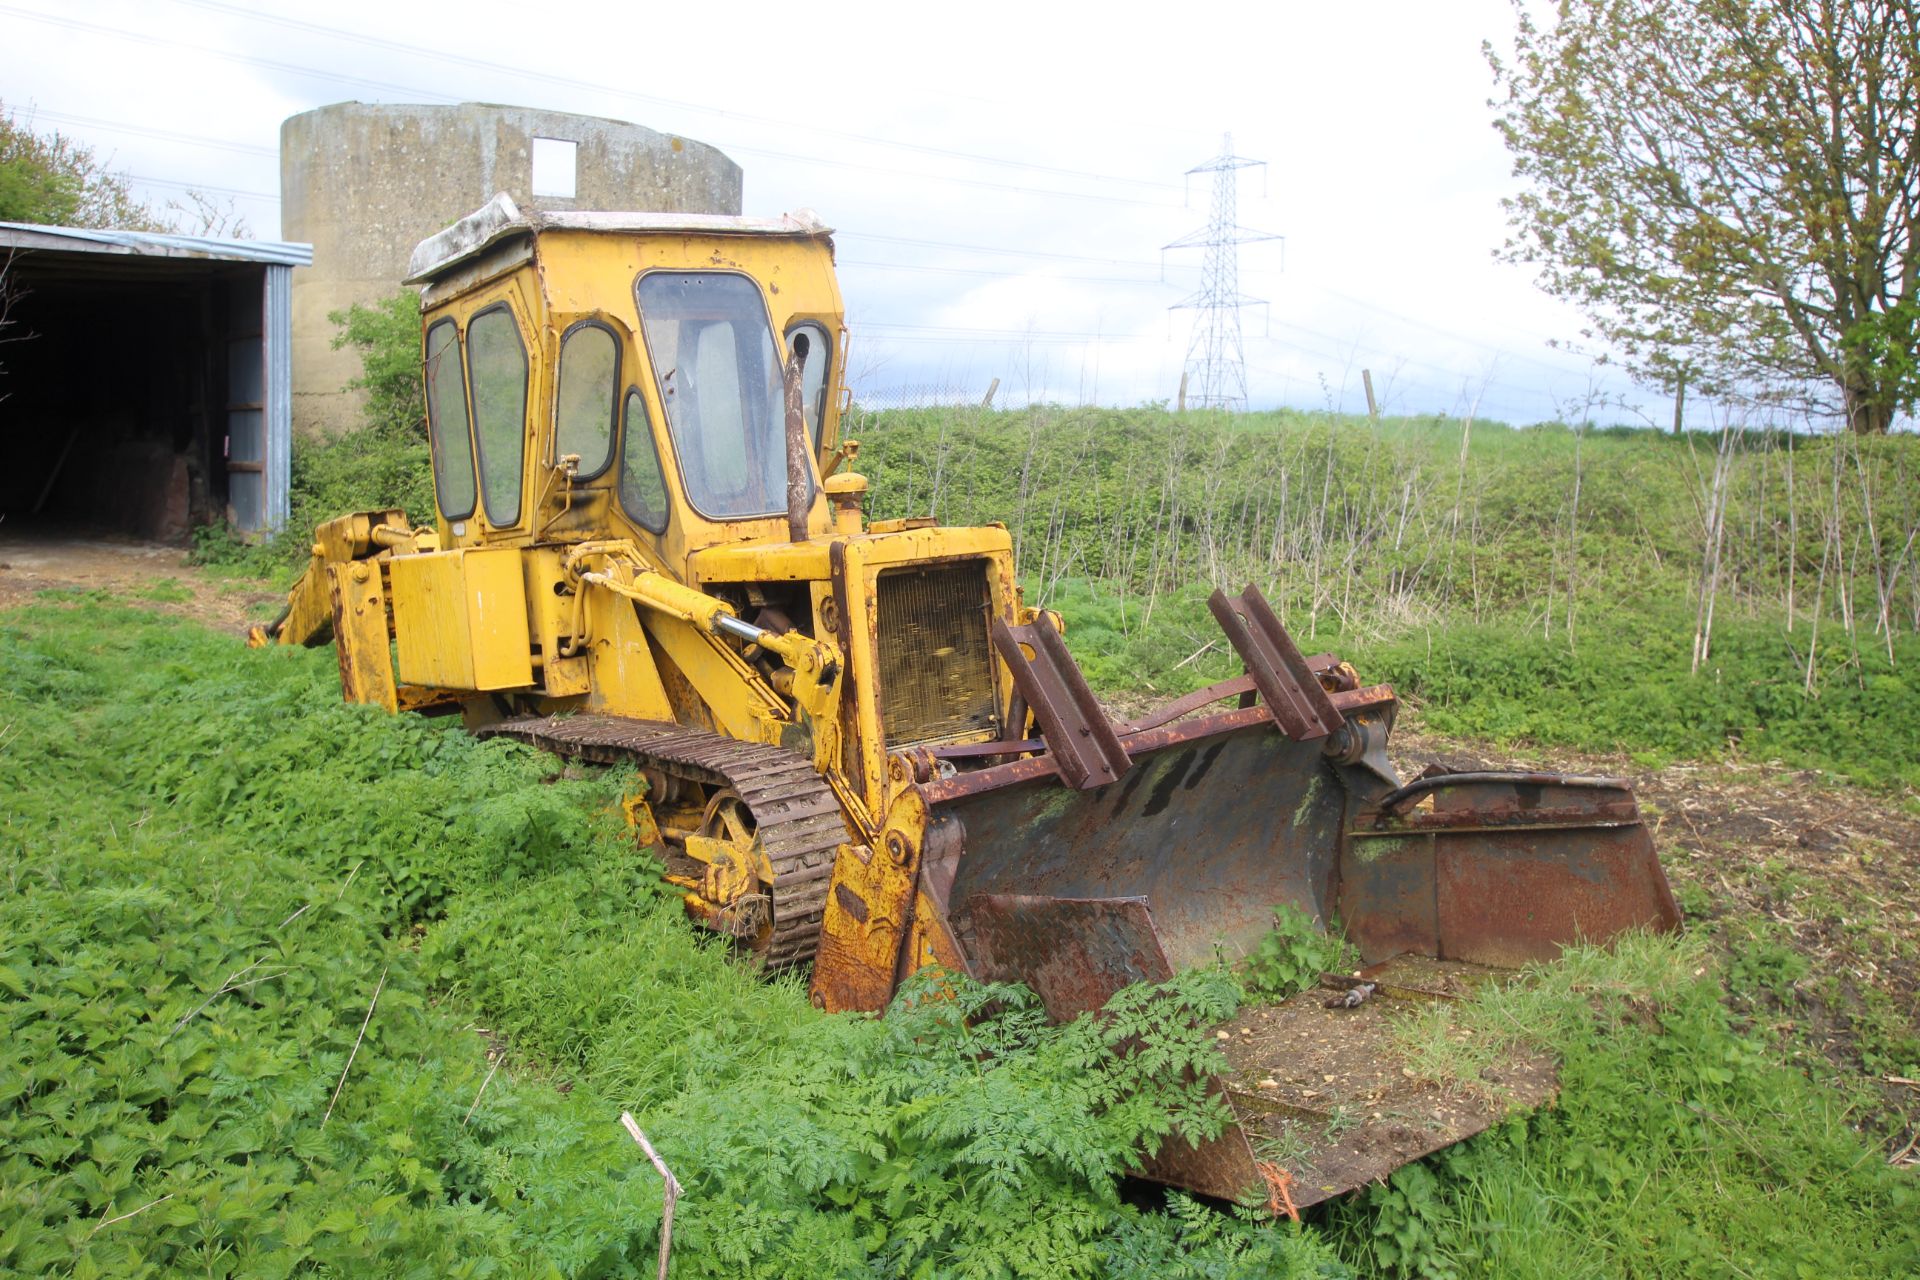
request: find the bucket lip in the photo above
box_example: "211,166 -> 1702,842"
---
917,704 -> 1272,803
921,679 -> 1405,802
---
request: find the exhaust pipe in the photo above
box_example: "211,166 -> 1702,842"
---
783,331 -> 812,543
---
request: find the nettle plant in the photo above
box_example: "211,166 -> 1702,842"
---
0,599 -> 1350,1280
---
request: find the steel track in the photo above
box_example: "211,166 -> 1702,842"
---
480,715 -> 844,969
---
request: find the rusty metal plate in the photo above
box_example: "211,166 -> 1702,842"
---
932,720 -> 1349,973
955,893 -> 1262,1202
1433,825 -> 1681,968
956,894 -> 1173,1015
990,617 -> 1131,789
1339,830 -> 1441,965
1207,584 -> 1343,741
1217,956 -> 1558,1210
1343,773 -> 1681,967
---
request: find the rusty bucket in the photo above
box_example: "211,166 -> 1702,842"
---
907,585 -> 1680,1202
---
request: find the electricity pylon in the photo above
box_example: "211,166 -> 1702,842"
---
1165,135 -> 1281,412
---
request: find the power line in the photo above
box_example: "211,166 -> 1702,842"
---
13,105 -> 1215,282
1302,280 -> 1597,371
840,230 -> 1192,270
839,258 -> 1184,286
717,141 -> 1180,208
0,5 -> 446,99
12,104 -> 1591,379
2,95 -> 1604,395
853,229 -> 1584,377
128,174 -> 277,202
16,107 -> 279,158
854,316 -> 1601,414
0,4 -> 1180,210
13,104 -> 1228,290
159,0 -> 1187,195
858,322 -> 1165,346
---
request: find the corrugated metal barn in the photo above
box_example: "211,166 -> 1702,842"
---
0,224 -> 311,540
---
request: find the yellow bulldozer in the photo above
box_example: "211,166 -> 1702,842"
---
253,194 -> 1680,1205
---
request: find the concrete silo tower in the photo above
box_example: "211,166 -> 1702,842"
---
281,102 -> 742,436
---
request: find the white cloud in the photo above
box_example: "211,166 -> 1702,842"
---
0,0 -> 1678,423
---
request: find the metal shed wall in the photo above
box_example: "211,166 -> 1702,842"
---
264,264 -> 294,530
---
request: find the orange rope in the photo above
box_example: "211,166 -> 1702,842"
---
1255,1160 -> 1299,1221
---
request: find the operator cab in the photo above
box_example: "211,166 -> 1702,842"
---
403,193 -> 848,573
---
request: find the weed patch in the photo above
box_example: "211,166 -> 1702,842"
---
1337,933 -> 1920,1278
1239,905 -> 1356,1002
0,601 -> 1342,1278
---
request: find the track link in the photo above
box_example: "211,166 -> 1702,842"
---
480,715 -> 845,969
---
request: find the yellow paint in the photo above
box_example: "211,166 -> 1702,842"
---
521,546 -> 584,696
581,583 -> 674,720
325,561 -> 397,711
389,548 -> 533,691
259,208 -> 1041,1012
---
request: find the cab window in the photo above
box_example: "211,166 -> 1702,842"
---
618,387 -> 670,534
635,271 -> 803,520
466,306 -> 529,528
554,321 -> 619,478
423,319 -> 477,521
786,322 -> 831,448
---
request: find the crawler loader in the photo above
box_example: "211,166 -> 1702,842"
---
254,194 -> 1680,1204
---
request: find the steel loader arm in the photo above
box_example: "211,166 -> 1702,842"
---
247,510 -> 437,649
246,510 -> 439,712
562,543 -> 844,775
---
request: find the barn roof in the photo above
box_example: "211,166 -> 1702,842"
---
0,222 -> 313,268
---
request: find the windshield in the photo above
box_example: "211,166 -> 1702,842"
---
635,271 -> 802,520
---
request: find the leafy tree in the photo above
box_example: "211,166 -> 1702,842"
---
0,101 -> 167,230
328,291 -> 425,438
1487,1 -> 1920,432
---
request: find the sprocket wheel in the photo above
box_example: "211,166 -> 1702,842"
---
699,788 -> 772,951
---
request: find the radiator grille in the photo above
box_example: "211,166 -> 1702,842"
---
876,561 -> 999,747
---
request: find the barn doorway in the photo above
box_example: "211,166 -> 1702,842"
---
0,224 -> 307,543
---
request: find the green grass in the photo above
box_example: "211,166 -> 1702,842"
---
1049,577 -> 1920,790
1333,934 -> 1920,1278
0,597 -> 1335,1279
4,597 -> 1916,1278
132,578 -> 194,604
852,403 -> 1920,790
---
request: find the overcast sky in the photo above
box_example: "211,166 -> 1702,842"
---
2,0 -> 1689,426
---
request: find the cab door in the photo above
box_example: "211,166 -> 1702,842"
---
458,278 -> 541,542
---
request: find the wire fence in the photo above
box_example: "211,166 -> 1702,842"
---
846,382 -> 1001,413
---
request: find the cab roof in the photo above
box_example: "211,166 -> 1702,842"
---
404,192 -> 835,285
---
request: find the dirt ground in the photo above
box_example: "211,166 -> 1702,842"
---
1390,721 -> 1920,1160
1218,956 -> 1560,1207
0,528 -> 282,633
1102,684 -> 1920,1160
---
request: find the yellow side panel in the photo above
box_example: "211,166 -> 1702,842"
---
389,548 -> 533,692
